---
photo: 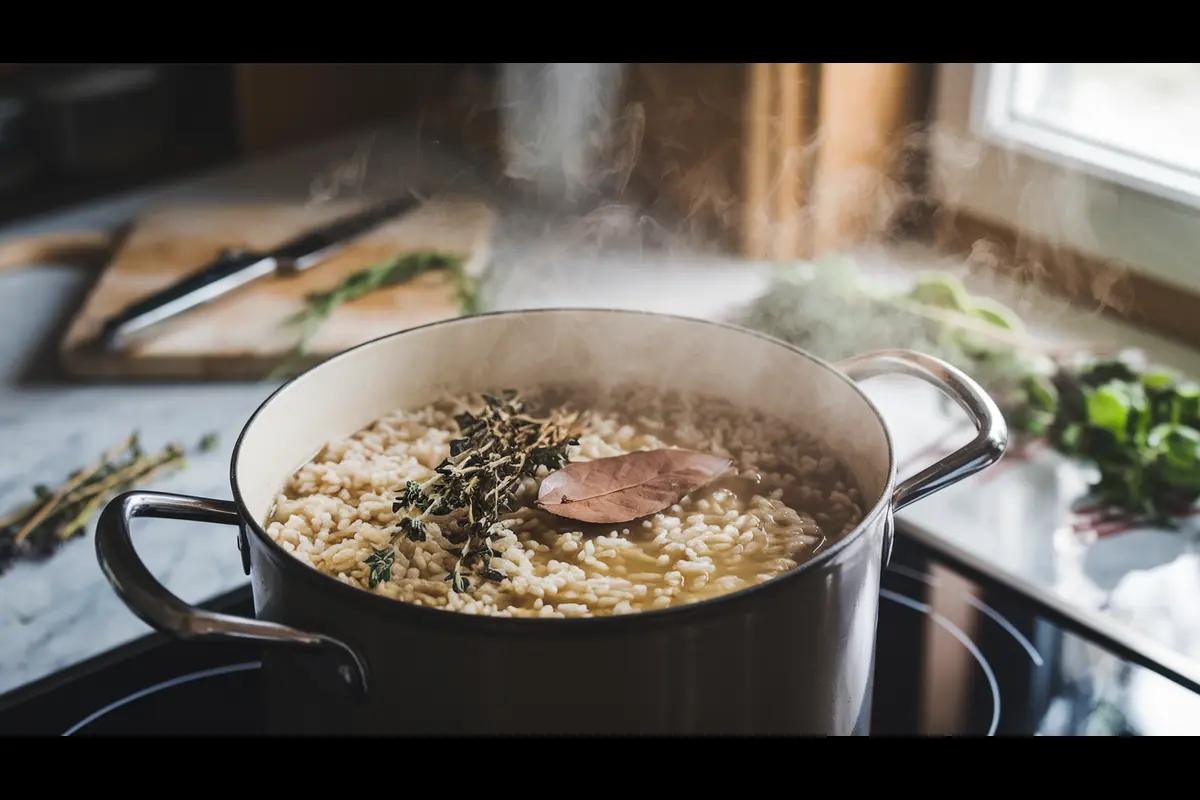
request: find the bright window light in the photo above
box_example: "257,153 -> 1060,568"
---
973,63 -> 1200,211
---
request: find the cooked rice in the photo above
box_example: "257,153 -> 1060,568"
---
264,391 -> 866,618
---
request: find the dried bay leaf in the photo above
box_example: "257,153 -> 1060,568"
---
536,449 -> 733,524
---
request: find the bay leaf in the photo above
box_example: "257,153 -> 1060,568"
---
536,449 -> 733,524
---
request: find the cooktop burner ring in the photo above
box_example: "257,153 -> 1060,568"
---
888,564 -> 1045,667
880,588 -> 1001,735
61,661 -> 263,737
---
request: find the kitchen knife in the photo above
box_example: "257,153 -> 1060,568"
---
93,193 -> 424,351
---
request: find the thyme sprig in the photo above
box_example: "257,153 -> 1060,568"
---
0,431 -> 219,575
268,250 -> 473,380
367,391 -> 578,592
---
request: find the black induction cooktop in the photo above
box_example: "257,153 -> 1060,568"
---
3,531 -> 1198,736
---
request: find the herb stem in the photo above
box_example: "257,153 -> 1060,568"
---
879,296 -> 1048,352
0,501 -> 37,530
76,448 -> 184,502
368,392 -> 578,591
59,493 -> 106,540
268,250 -> 470,381
14,434 -> 136,546
2,432 -> 217,575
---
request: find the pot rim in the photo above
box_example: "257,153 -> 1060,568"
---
230,307 -> 898,630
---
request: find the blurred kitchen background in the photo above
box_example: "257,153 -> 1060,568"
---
4,63 -> 1200,735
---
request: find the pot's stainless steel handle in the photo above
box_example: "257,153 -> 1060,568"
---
837,349 -> 1008,511
96,491 -> 368,696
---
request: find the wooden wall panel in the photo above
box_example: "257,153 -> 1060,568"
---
621,63 -> 930,261
621,63 -> 750,251
809,62 -> 921,256
233,63 -> 499,159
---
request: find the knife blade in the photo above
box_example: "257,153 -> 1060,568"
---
94,193 -> 425,351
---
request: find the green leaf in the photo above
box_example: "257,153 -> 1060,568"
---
1010,375 -> 1059,436
365,546 -> 395,589
267,251 -> 465,380
1141,371 -> 1176,392
1169,382 -> 1200,425
1085,385 -> 1132,442
1058,422 -> 1084,453
970,298 -> 1025,333
1175,382 -> 1200,400
450,262 -> 482,316
1080,358 -> 1140,387
907,273 -> 972,312
1015,412 -> 1051,436
1026,374 -> 1059,413
1148,424 -> 1200,486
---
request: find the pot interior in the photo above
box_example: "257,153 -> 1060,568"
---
235,311 -> 894,532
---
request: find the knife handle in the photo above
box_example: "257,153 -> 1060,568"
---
98,249 -> 278,349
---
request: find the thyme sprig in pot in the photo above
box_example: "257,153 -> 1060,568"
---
366,391 -> 579,592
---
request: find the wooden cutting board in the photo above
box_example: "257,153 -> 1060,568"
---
58,197 -> 495,381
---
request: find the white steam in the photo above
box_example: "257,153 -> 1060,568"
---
300,63 -> 1136,325
498,63 -> 626,206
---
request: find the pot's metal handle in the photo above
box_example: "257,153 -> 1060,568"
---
96,491 -> 368,696
837,349 -> 1008,511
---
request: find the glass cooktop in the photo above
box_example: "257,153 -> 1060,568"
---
2,531 -> 1198,736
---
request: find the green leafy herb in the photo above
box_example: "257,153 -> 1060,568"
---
368,391 -> 578,592
268,251 -> 472,380
738,260 -> 1055,430
364,545 -> 396,587
0,431 -> 219,575
1029,353 -> 1200,523
453,267 -> 483,316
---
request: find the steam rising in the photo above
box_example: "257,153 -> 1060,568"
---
499,63 -> 626,205
923,122 -> 1133,317
302,63 -> 1137,339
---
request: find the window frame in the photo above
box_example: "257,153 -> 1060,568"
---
930,63 -> 1200,298
972,63 -> 1200,212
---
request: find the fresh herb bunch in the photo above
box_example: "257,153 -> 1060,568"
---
0,431 -> 219,575
1015,352 -> 1200,523
366,391 -> 578,592
269,251 -> 473,380
738,259 -> 1053,424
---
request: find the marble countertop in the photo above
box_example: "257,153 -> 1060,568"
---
2,126 -> 1200,700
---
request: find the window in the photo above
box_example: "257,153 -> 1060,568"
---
977,63 -> 1200,209
931,63 -> 1200,296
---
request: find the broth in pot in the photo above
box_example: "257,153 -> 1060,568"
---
266,387 -> 866,618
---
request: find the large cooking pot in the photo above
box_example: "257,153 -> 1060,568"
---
96,309 -> 1006,735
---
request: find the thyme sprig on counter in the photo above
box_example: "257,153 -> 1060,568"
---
0,431 -> 219,575
366,391 -> 578,592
